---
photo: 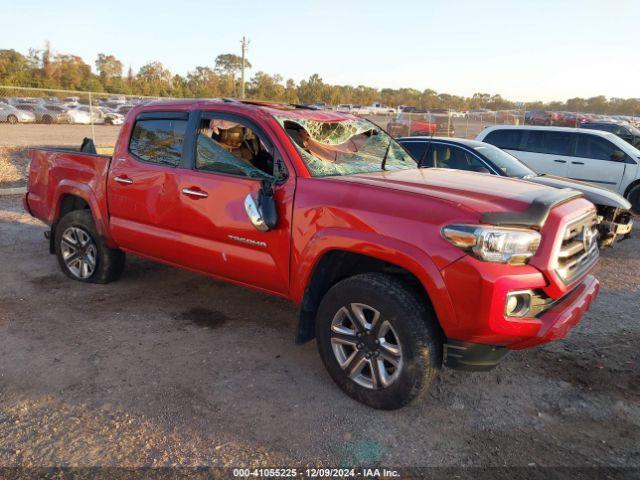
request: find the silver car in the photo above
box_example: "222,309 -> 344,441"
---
0,102 -> 36,124
14,103 -> 68,124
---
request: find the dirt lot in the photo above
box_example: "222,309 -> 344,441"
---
0,194 -> 638,470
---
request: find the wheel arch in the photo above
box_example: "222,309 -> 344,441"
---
51,183 -> 113,250
623,178 -> 640,198
293,237 -> 456,344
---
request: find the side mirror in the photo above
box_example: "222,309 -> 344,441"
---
610,150 -> 625,162
244,180 -> 278,232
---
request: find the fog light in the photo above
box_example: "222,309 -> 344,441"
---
505,290 -> 533,317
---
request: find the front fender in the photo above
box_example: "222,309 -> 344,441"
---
291,227 -> 459,333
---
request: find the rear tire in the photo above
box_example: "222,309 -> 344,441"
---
7,115 -> 17,124
54,210 -> 125,283
627,185 -> 640,215
42,115 -> 53,124
315,273 -> 442,409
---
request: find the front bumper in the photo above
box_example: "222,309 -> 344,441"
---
508,274 -> 599,349
440,253 -> 599,351
443,274 -> 599,371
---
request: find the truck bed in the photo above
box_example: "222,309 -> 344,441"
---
25,147 -> 112,228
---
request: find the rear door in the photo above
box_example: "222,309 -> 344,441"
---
515,130 -> 573,176
567,132 -> 627,191
108,111 -> 191,261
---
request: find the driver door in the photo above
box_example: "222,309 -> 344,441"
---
171,111 -> 295,295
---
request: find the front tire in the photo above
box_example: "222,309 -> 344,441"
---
315,273 -> 442,409
54,210 -> 125,283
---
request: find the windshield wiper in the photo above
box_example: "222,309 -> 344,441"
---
381,141 -> 391,171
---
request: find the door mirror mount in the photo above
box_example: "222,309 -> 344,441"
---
244,180 -> 278,232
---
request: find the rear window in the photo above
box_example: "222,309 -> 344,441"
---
129,118 -> 187,166
524,131 -> 573,155
483,129 -> 523,150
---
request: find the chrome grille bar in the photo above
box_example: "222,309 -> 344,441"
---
555,212 -> 599,283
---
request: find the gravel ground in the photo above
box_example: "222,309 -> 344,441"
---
0,195 -> 638,470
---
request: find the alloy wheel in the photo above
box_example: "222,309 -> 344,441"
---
60,226 -> 97,279
330,303 -> 403,389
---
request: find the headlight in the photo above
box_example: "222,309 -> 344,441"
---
442,224 -> 541,265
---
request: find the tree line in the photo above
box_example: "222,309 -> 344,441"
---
0,45 -> 638,115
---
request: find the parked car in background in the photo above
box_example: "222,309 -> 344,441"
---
387,112 -> 435,136
98,107 -> 124,125
369,102 -> 396,115
63,97 -> 81,108
15,103 -> 68,124
0,103 -> 36,123
66,107 -> 92,124
398,136 -> 633,247
115,105 -> 134,116
477,125 -> 640,213
335,104 -> 353,113
66,106 -> 106,125
525,110 -> 559,126
580,122 -> 640,148
556,112 -> 592,127
8,97 -> 40,106
107,95 -> 127,105
387,112 -> 454,137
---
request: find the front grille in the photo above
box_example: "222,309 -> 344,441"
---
555,212 -> 599,283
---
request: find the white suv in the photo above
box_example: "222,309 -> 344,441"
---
477,125 -> 640,212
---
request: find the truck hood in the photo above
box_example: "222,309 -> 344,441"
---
329,168 -> 563,216
524,174 -> 631,210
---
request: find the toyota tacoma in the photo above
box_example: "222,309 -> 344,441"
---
24,99 -> 600,409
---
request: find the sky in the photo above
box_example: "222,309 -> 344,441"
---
1,0 -> 638,102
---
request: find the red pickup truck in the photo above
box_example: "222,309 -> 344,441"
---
24,99 -> 600,409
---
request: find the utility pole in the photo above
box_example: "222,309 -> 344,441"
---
240,36 -> 249,99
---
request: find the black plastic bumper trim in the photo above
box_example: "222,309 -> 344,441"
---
444,340 -> 509,372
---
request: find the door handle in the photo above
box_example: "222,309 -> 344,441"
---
182,187 -> 208,199
554,159 -> 567,163
114,176 -> 133,184
571,161 -> 585,165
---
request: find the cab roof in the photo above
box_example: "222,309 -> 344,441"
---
140,98 -> 359,122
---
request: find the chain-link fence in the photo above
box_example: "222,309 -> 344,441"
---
0,85 -> 168,148
1,85 -> 639,190
0,86 -> 171,189
360,108 -> 639,139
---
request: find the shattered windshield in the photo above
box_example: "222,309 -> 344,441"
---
274,114 -> 416,177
